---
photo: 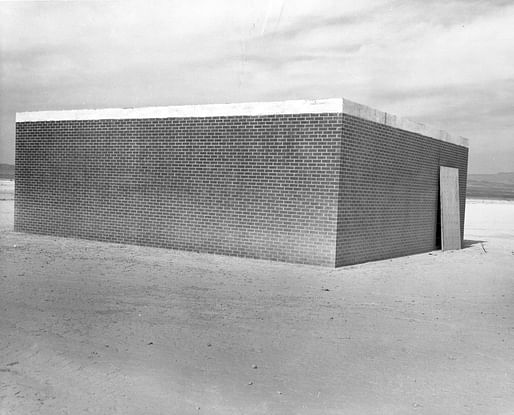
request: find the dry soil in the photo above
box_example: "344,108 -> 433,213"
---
1,180 -> 513,414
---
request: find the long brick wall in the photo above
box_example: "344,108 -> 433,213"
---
15,113 -> 342,266
336,114 -> 468,266
15,98 -> 469,267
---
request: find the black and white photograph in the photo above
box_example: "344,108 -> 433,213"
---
0,1 -> 513,413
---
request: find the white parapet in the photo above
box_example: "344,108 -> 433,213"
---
15,98 -> 343,122
16,97 -> 469,148
341,99 -> 469,148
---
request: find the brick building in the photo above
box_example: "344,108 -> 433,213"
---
15,98 -> 469,267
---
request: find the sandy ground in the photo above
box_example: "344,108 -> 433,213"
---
1,179 -> 513,415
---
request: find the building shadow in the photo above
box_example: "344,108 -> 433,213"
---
462,239 -> 486,249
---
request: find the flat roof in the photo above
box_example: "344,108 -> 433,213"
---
16,98 -> 469,148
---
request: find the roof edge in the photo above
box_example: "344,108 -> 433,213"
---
342,99 -> 469,148
15,98 -> 343,122
16,97 -> 469,148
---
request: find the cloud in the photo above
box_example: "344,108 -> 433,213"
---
1,0 -> 513,173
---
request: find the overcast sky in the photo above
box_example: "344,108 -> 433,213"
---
1,0 -> 513,173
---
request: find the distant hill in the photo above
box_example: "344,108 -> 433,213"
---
0,164 -> 14,180
467,172 -> 514,200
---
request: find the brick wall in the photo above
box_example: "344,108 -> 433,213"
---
15,114 -> 342,266
335,114 -> 469,267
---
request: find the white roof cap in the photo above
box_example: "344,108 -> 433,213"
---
16,97 -> 469,148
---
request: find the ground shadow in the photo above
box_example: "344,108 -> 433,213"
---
462,239 -> 486,249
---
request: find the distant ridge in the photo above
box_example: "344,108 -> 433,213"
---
0,164 -> 14,180
467,172 -> 514,200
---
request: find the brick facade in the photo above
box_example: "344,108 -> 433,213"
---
336,114 -> 468,266
15,99 -> 469,267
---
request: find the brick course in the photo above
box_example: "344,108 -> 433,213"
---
15,100 -> 469,267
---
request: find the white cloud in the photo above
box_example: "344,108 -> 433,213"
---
0,0 -> 513,172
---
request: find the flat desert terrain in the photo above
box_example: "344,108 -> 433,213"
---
1,179 -> 513,414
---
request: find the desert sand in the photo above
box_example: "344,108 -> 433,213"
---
1,179 -> 513,414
